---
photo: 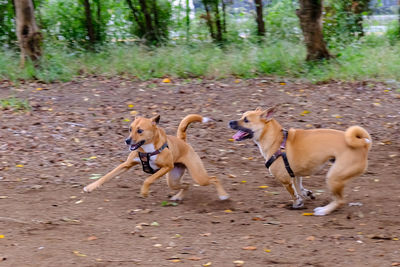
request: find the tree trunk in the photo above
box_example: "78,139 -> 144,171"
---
14,0 -> 42,67
398,0 -> 400,37
254,0 -> 265,36
83,0 -> 96,45
185,0 -> 190,42
203,2 -> 216,41
214,0 -> 223,42
126,0 -> 145,36
296,0 -> 331,61
221,0 -> 227,33
138,0 -> 156,43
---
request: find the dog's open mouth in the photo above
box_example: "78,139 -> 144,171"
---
129,140 -> 145,151
232,128 -> 253,141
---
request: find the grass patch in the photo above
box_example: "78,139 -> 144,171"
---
0,37 -> 399,83
0,97 -> 31,112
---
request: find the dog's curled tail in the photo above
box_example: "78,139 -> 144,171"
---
344,126 -> 372,149
177,114 -> 212,142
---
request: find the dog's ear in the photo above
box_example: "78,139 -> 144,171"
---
261,106 -> 276,121
151,114 -> 161,125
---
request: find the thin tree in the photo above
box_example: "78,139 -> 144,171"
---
296,0 -> 331,61
14,0 -> 42,67
254,0 -> 265,37
82,0 -> 96,45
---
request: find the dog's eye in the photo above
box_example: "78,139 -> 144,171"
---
137,129 -> 143,134
129,127 -> 132,132
243,117 -> 249,123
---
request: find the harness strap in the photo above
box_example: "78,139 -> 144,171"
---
138,142 -> 169,174
265,130 -> 295,178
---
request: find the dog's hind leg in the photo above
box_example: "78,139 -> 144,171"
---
314,161 -> 364,216
294,177 -> 315,200
167,163 -> 189,201
181,150 -> 229,200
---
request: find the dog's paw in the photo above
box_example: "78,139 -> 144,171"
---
313,206 -> 328,216
292,199 -> 305,209
83,185 -> 93,193
219,195 -> 230,201
170,195 -> 183,201
302,189 -> 315,200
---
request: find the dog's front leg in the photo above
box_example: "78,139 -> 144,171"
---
84,152 -> 139,193
140,166 -> 172,197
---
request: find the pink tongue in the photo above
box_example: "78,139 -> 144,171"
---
233,131 -> 247,140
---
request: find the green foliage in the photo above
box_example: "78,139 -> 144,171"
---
264,0 -> 300,42
38,0 -> 113,48
324,0 -> 371,47
0,0 -> 16,47
385,20 -> 400,45
1,36 -> 399,83
0,97 -> 31,111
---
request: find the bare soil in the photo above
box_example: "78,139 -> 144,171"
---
0,77 -> 399,267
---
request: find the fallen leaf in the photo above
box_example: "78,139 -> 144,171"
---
162,78 -> 171,83
258,185 -> 268,189
241,181 -> 247,183
233,260 -> 245,266
200,233 -> 211,237
228,174 -> 237,178
279,82 -> 286,85
203,262 -> 212,266
73,250 -> 87,257
128,104 -> 134,108
306,236 -> 315,241
151,221 -> 160,227
264,249 -> 271,253
124,118 -> 130,122
224,209 -> 233,213
242,246 -> 257,250
89,174 -> 102,180
300,110 -> 310,116
234,79 -> 241,83
36,88 -> 43,91
228,138 -> 234,142
0,235 -> 4,239
302,213 -> 314,216
16,164 -> 24,168
130,110 -> 138,116
187,256 -> 202,261
169,259 -> 181,263
87,236 -> 98,241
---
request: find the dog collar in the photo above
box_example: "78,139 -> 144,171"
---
265,130 -> 295,178
138,142 -> 169,174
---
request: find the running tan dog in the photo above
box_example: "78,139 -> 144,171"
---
84,114 -> 229,201
229,107 -> 371,215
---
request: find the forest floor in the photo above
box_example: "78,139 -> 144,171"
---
0,77 -> 399,267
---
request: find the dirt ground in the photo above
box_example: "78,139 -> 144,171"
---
0,77 -> 399,267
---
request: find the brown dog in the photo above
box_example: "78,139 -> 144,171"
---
84,114 -> 229,201
229,107 -> 371,215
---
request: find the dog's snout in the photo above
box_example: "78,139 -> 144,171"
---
229,120 -> 238,129
125,138 -> 132,145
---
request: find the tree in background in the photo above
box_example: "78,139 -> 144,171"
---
126,0 -> 172,45
296,0 -> 331,61
200,0 -> 227,43
14,0 -> 42,67
254,0 -> 266,37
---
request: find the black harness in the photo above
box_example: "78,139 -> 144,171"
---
138,142 -> 169,174
265,129 -> 295,178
